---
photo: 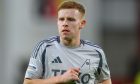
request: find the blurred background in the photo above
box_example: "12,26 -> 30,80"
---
0,0 -> 140,84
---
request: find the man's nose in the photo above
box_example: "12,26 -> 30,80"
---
63,20 -> 68,27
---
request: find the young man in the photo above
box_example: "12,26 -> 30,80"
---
24,1 -> 111,84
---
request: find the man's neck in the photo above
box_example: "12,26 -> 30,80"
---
60,37 -> 80,48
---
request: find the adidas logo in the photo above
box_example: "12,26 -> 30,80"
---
52,56 -> 62,63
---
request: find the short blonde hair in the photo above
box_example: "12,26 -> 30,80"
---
58,1 -> 85,16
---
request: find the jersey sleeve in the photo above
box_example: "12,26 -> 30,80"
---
25,41 -> 47,79
96,48 -> 111,82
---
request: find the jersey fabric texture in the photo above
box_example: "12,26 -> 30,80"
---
25,36 -> 111,84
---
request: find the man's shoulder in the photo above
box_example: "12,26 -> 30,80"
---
82,39 -> 102,49
39,36 -> 59,44
34,36 -> 59,48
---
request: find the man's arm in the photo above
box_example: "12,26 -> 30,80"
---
24,68 -> 80,84
23,76 -> 64,84
95,48 -> 111,84
100,79 -> 112,84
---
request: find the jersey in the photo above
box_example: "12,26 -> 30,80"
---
25,36 -> 111,84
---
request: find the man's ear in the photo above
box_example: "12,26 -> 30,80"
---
80,19 -> 86,29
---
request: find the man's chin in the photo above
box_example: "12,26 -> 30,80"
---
61,35 -> 71,40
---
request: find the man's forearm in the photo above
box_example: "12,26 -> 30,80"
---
101,79 -> 112,84
24,68 -> 80,84
23,76 -> 64,84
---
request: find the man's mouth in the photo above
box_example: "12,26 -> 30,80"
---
62,29 -> 70,32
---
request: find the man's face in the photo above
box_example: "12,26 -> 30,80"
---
57,9 -> 85,40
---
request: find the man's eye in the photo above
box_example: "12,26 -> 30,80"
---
59,18 -> 64,21
67,18 -> 75,21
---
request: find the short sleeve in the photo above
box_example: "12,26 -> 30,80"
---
96,49 -> 111,82
24,41 -> 46,79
